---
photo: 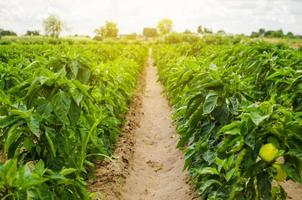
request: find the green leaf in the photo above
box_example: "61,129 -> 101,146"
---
186,93 -> 203,118
68,100 -> 81,126
249,111 -> 270,126
203,93 -> 218,115
225,168 -> 236,181
215,157 -> 226,173
284,163 -> 302,184
77,67 -> 91,84
272,185 -> 287,200
188,104 -> 204,129
4,123 -> 23,154
34,160 -> 45,175
244,132 -> 255,149
257,172 -> 272,199
59,168 -> 78,176
27,115 -> 40,137
203,150 -> 217,165
71,60 -> 79,79
220,121 -> 242,133
195,167 -> 219,176
72,80 -> 90,98
70,87 -> 84,106
5,159 -> 18,186
199,179 -> 222,194
24,137 -> 35,151
0,116 -> 18,128
245,178 -> 256,200
26,190 -> 39,199
51,90 -> 71,124
45,127 -> 57,157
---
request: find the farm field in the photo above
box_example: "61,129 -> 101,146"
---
0,40 -> 147,198
153,36 -> 302,199
2,0 -> 302,198
0,35 -> 302,200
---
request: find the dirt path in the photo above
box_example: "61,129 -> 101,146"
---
119,53 -> 196,200
282,181 -> 302,200
89,51 -> 196,200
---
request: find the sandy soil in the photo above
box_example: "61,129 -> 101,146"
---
119,54 -> 196,200
281,181 -> 302,200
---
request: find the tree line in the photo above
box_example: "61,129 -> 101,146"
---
251,28 -> 301,39
0,15 -> 174,39
1,15 -> 301,40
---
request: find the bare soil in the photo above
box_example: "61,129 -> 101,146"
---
119,54 -> 197,200
281,181 -> 302,200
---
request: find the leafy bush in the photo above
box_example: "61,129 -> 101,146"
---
154,37 -> 302,199
0,159 -> 90,199
0,42 -> 147,198
163,33 -> 199,44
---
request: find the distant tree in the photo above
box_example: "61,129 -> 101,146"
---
93,35 -> 103,41
259,28 -> 265,36
197,25 -> 203,34
263,29 -> 284,38
250,32 -> 260,38
25,30 -> 40,36
204,27 -> 213,34
143,28 -> 158,37
164,32 -> 199,43
217,30 -> 226,35
250,28 -> 293,38
43,15 -> 64,38
0,28 -> 17,37
287,32 -> 295,38
184,29 -> 192,34
264,30 -> 273,37
274,29 -> 284,37
123,33 -> 137,40
73,34 -> 90,38
95,21 -> 119,38
157,19 -> 173,35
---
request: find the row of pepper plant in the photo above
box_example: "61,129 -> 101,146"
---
0,41 -> 147,199
154,35 -> 302,199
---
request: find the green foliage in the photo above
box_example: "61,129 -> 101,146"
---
0,159 -> 90,199
154,36 -> 302,199
0,36 -> 80,45
0,42 -> 147,198
122,33 -> 137,40
157,19 -> 173,35
0,29 -> 17,37
43,15 -> 64,38
25,31 -> 40,36
197,26 -> 213,34
163,32 -> 199,43
95,21 -> 119,38
250,28 -> 300,39
143,28 -> 158,38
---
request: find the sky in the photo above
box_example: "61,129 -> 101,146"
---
0,0 -> 301,36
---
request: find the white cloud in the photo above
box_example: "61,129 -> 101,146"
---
0,0 -> 301,35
